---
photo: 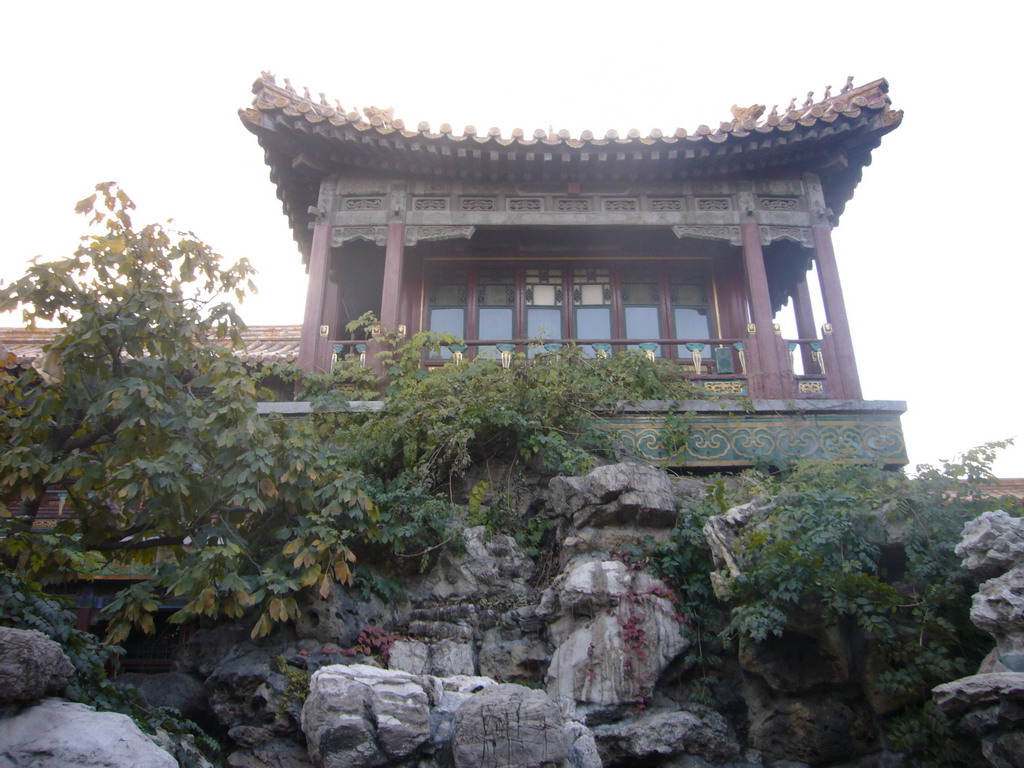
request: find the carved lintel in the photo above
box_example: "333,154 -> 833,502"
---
331,226 -> 388,247
672,225 -> 742,246
405,225 -> 476,246
759,226 -> 814,248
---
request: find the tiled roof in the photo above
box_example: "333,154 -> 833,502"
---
0,325 -> 302,369
240,74 -> 902,259
242,73 -> 898,152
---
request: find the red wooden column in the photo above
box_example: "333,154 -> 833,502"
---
812,224 -> 862,400
791,275 -> 819,372
298,220 -> 332,374
380,221 -> 406,332
740,221 -> 787,398
368,221 -> 406,377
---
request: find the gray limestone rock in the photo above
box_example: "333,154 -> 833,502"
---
227,739 -> 314,768
982,731 -> 1024,768
0,626 -> 74,703
545,559 -> 688,709
0,698 -> 178,767
479,626 -> 549,684
174,625 -> 252,678
743,679 -> 877,766
205,645 -> 296,734
301,664 -> 432,768
592,709 -> 741,765
564,720 -> 603,768
452,684 -> 568,768
972,566 -> 1024,646
295,582 -> 406,646
702,502 -> 764,599
549,462 -> 682,530
408,525 -> 535,602
957,510 -> 1024,579
390,638 -> 476,677
932,672 -> 1024,719
549,463 -> 697,562
113,670 -> 209,723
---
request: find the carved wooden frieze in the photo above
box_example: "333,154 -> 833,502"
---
759,226 -> 814,248
760,198 -> 799,211
331,226 -> 388,247
405,225 -> 476,246
413,198 -> 449,211
696,198 -> 731,211
343,197 -> 385,211
649,199 -> 683,211
507,198 -> 543,211
672,225 -> 743,246
556,198 -> 591,212
603,199 -> 639,212
460,198 -> 496,211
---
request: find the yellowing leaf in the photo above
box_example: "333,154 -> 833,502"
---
259,478 -> 278,498
319,573 -> 333,599
74,194 -> 97,214
334,560 -> 352,585
251,613 -> 273,640
269,598 -> 283,622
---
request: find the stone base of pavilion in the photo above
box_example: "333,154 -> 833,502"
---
258,399 -> 907,470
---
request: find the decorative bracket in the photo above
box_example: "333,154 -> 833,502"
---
405,225 -> 476,246
759,226 -> 814,248
672,225 -> 743,246
331,226 -> 388,247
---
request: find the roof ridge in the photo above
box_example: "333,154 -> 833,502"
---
248,72 -> 898,146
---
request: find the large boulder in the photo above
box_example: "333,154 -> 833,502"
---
545,559 -> 688,710
301,664 -> 434,768
0,698 -> 178,767
549,463 -> 702,562
592,709 -> 741,765
0,626 -> 74,703
452,684 -> 568,768
957,510 -> 1024,579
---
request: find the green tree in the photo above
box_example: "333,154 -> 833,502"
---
0,183 -> 368,642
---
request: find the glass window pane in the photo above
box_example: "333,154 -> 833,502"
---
477,307 -> 514,358
527,308 -> 563,341
430,308 -> 465,337
575,307 -> 612,358
428,308 -> 465,360
625,306 -> 661,356
675,307 -> 710,356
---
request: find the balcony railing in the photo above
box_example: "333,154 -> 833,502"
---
330,334 -> 835,398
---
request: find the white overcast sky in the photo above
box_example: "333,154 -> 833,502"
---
2,1 -> 1021,477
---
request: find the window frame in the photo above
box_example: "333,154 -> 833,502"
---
422,258 -> 717,360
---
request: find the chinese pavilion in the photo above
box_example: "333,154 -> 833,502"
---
239,74 -> 907,468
